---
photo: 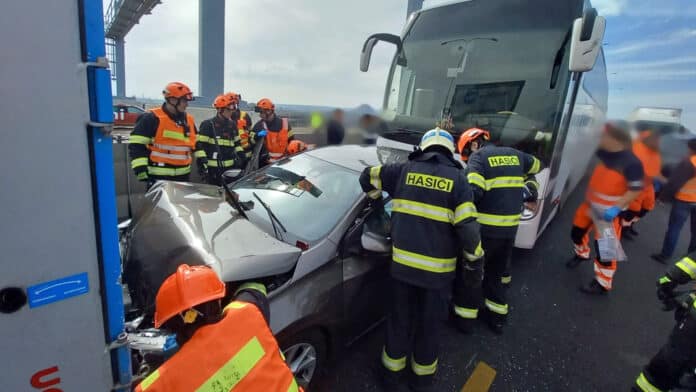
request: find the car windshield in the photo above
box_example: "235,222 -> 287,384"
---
232,154 -> 363,242
383,0 -> 582,161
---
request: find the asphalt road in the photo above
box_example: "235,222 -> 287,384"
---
316,178 -> 691,392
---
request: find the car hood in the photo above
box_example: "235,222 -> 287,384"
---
124,182 -> 301,311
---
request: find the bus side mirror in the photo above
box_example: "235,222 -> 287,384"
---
569,8 -> 606,73
360,33 -> 404,72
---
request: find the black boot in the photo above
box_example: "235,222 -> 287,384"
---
482,307 -> 505,335
566,255 -> 589,269
454,317 -> 475,335
579,279 -> 608,295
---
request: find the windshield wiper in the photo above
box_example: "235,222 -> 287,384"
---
252,192 -> 287,241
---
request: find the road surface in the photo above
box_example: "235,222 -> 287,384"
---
317,177 -> 688,391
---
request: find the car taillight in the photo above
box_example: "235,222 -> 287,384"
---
296,241 -> 309,251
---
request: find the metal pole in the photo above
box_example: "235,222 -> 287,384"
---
199,0 -> 225,102
115,37 -> 126,97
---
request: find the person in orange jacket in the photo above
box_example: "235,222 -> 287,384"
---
225,92 -> 255,160
134,264 -> 302,392
622,130 -> 667,239
252,98 -> 295,165
567,121 -> 644,294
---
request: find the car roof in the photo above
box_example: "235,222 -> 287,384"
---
305,145 -> 380,172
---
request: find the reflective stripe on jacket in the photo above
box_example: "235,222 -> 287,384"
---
359,151 -> 482,289
466,145 -> 542,239
135,301 -> 299,392
149,108 -> 196,166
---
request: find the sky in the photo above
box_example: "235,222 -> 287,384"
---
118,0 -> 696,129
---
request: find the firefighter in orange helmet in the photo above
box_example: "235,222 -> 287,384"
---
225,92 -> 255,160
134,264 -> 302,392
567,121 -> 644,294
252,98 -> 295,165
197,94 -> 247,185
622,129 -> 667,239
128,82 -> 206,187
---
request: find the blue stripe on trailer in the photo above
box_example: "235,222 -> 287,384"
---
27,272 -> 90,308
80,0 -> 132,389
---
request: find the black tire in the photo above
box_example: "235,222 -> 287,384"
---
280,329 -> 328,391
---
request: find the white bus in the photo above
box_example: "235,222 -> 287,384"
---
360,0 -> 609,248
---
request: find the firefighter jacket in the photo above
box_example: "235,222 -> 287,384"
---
233,110 -> 254,158
129,105 -> 205,179
660,251 -> 696,316
198,115 -> 246,171
359,150 -> 483,289
135,283 -> 300,392
466,144 -> 542,239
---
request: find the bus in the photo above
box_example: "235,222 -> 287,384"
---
360,0 -> 608,248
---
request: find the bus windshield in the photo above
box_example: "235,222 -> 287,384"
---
384,0 -> 583,161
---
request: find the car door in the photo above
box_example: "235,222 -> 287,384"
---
340,199 -> 392,341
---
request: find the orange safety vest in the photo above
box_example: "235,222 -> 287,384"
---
265,118 -> 290,162
586,162 -> 629,207
676,156 -> 696,202
135,301 -> 300,392
237,111 -> 251,150
149,108 -> 197,167
632,141 -> 662,179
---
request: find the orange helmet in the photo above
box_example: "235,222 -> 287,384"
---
225,92 -> 241,105
212,94 -> 234,109
163,82 -> 194,100
256,98 -> 275,111
153,264 -> 225,328
287,140 -> 307,155
457,128 -> 490,160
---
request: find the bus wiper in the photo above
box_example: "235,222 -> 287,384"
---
253,192 -> 287,241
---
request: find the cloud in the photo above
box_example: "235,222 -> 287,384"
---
605,28 -> 696,56
121,0 -> 405,108
594,0 -> 629,16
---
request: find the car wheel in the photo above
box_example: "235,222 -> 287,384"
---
281,330 -> 327,390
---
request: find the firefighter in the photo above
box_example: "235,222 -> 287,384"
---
129,82 -> 206,187
622,130 -> 666,239
652,139 -> 696,264
567,121 -> 644,294
225,92 -> 255,160
633,252 -> 696,392
452,127 -> 542,334
197,94 -> 246,185
252,98 -> 295,165
134,264 -> 302,392
359,128 -> 483,391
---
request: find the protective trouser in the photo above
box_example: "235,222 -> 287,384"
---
381,278 -> 446,389
571,202 -> 622,290
453,236 -> 513,325
634,314 -> 696,391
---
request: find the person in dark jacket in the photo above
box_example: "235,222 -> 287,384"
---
326,109 -> 346,145
453,127 -> 542,334
197,94 -> 247,185
359,128 -> 483,391
652,139 -> 696,264
633,251 -> 696,392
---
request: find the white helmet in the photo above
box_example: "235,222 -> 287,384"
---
420,127 -> 455,153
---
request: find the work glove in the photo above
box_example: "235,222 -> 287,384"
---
602,206 -> 622,221
657,276 -> 678,310
256,130 -> 268,138
653,178 -> 664,193
197,158 -> 208,180
461,257 -> 485,287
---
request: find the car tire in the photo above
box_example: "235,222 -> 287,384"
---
280,329 -> 328,391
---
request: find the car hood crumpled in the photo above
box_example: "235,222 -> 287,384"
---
123,181 -> 301,311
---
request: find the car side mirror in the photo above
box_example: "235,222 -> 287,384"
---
361,228 -> 391,254
569,8 -> 606,72
360,33 -> 405,72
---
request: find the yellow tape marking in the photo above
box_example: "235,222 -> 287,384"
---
461,361 -> 496,392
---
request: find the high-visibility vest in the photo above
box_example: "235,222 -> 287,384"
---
676,156 -> 696,202
238,111 -> 251,150
265,118 -> 290,162
135,301 -> 299,392
149,108 -> 197,167
586,162 -> 629,207
632,141 -> 662,179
